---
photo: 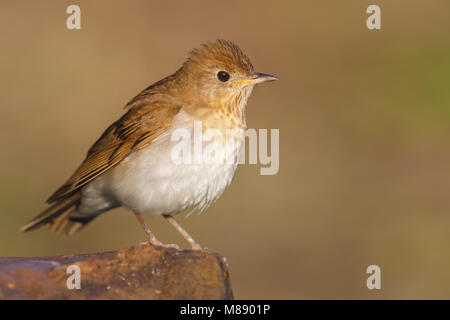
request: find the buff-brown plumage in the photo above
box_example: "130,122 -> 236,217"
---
185,39 -> 254,75
21,40 -> 277,247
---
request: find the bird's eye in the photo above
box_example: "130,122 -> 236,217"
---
217,71 -> 230,82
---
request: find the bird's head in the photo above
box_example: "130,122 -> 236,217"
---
178,40 -> 277,110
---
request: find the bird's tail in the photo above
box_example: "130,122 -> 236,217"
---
20,192 -> 89,235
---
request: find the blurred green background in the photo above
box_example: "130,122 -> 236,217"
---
1,1 -> 450,299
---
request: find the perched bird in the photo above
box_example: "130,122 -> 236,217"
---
20,40 -> 277,250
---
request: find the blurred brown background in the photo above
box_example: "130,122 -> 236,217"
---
1,1 -> 450,299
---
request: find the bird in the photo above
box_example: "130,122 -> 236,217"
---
20,39 -> 277,250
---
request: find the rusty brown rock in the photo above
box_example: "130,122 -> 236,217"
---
0,244 -> 233,299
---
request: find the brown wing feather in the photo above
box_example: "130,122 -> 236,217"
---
47,101 -> 181,203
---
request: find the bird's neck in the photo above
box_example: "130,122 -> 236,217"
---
183,90 -> 249,132
144,72 -> 251,130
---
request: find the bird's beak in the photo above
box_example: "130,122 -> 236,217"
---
232,72 -> 278,87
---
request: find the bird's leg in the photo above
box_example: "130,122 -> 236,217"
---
134,212 -> 181,250
133,211 -> 164,246
163,215 -> 202,250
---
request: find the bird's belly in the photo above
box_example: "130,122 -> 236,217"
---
87,132 -> 242,216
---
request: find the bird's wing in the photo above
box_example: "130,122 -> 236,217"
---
47,101 -> 181,203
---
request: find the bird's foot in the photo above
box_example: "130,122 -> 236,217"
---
141,238 -> 181,250
190,242 -> 204,251
159,243 -> 182,250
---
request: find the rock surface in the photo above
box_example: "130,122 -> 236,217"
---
0,244 -> 233,299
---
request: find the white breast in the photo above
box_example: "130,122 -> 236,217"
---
77,110 -> 244,217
